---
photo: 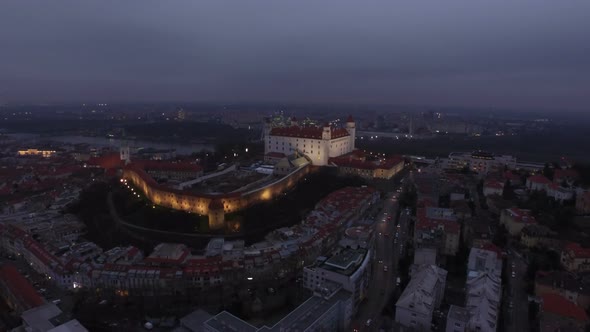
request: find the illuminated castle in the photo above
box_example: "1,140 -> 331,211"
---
264,115 -> 356,166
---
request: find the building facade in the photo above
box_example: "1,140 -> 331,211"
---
395,265 -> 447,331
264,116 -> 356,166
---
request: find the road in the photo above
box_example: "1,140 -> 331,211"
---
504,251 -> 529,332
355,188 -> 409,331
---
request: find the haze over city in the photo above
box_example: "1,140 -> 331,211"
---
1,1 -> 590,111
2,2 -> 590,332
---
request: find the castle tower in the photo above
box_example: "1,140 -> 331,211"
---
120,146 -> 131,164
346,115 -> 356,150
263,118 -> 272,140
208,199 -> 225,230
322,123 -> 332,140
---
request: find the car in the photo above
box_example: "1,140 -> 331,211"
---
366,319 -> 372,327
383,265 -> 388,272
378,260 -> 383,264
511,272 -> 516,278
508,301 -> 513,309
396,277 -> 401,286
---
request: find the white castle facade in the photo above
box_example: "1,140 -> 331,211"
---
264,116 -> 356,166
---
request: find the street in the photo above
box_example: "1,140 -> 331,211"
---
504,251 -> 529,332
356,186 -> 409,331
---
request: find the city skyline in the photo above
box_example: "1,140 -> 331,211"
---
1,1 -> 589,111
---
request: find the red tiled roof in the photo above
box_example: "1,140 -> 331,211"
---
0,264 -> 44,309
346,115 -> 354,122
484,180 -> 505,190
269,125 -> 350,139
505,208 -> 537,224
478,243 -> 503,258
528,174 -> 551,184
504,171 -> 520,181
415,208 -> 460,233
564,242 -> 590,259
553,169 -> 579,182
542,293 -> 589,322
87,153 -> 123,169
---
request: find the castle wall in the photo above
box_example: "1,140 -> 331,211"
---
122,164 -> 313,221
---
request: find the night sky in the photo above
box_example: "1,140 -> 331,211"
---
1,1 -> 589,111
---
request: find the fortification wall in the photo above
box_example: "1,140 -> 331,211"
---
122,164 -> 313,218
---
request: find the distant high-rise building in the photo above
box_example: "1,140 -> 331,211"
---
177,108 -> 186,121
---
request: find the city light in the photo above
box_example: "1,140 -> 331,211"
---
247,277 -> 253,281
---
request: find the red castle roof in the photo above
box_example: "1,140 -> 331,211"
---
269,125 -> 349,139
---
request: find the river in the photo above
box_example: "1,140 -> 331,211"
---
6,133 -> 214,155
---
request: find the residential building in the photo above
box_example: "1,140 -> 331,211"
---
483,180 -> 504,197
264,116 -> 356,166
535,271 -> 590,310
203,285 -> 352,332
329,152 -> 404,180
415,207 -> 461,256
546,183 -> 574,202
445,151 -> 516,175
520,225 -> 559,249
20,303 -> 88,332
576,191 -> 590,215
303,248 -> 371,312
467,248 -> 502,280
395,265 -> 447,331
561,242 -> 590,272
540,293 -> 589,332
553,169 -> 579,186
446,305 -> 469,332
413,247 -> 438,267
526,174 -> 551,191
465,273 -> 502,332
500,208 -> 536,236
0,264 -> 45,315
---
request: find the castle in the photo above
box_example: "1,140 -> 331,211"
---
264,115 -> 356,166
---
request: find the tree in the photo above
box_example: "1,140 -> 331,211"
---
502,180 -> 515,200
543,163 -> 554,181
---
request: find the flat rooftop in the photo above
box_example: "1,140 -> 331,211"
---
319,248 -> 368,276
261,289 -> 350,331
146,243 -> 188,262
204,311 -> 258,332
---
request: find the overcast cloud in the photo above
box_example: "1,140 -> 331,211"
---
1,1 -> 589,110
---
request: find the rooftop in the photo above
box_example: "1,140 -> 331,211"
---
0,264 -> 45,309
448,305 -> 470,323
396,265 -> 447,315
321,249 -> 367,275
261,289 -> 350,331
21,303 -> 62,332
542,293 -> 589,322
204,311 -> 258,332
145,243 -> 189,264
47,319 -> 89,332
269,125 -> 350,139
